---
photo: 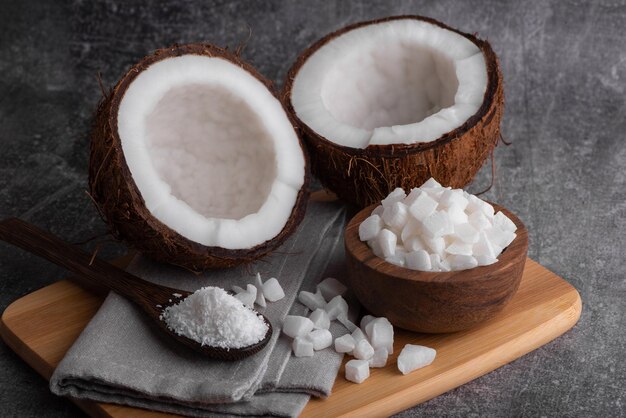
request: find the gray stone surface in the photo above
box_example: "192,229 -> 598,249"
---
0,0 -> 624,417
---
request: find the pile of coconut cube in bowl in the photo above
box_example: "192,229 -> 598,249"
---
359,178 -> 518,272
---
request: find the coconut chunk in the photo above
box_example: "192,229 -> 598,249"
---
397,344 -> 436,375
353,338 -> 375,360
283,315 -> 314,338
317,277 -> 347,301
369,347 -> 389,368
381,188 -> 407,208
360,315 -> 376,331
359,214 -> 383,241
234,284 -> 257,307
382,202 -> 409,231
299,290 -> 326,311
309,308 -> 331,330
407,192 -> 439,221
262,278 -> 285,302
377,229 -> 397,258
337,313 -> 358,332
325,295 -> 349,321
335,333 -> 356,354
345,359 -> 370,384
406,249 -> 432,271
292,336 -> 314,357
493,211 -> 518,233
309,329 -> 333,351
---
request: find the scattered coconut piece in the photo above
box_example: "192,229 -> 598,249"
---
255,292 -> 267,308
232,285 -> 245,294
317,277 -> 347,301
254,274 -> 267,308
234,284 -> 257,307
369,347 -> 389,368
360,315 -> 376,331
337,313 -> 358,332
254,272 -> 264,289
325,295 -> 349,321
309,308 -> 330,330
262,278 -> 285,302
368,318 -> 394,354
298,290 -> 326,311
309,329 -> 333,351
292,336 -> 314,357
282,315 -> 314,338
345,359 -> 370,384
397,344 -> 436,375
352,328 -> 367,342
254,280 -> 267,308
335,334 -> 356,354
353,338 -> 375,360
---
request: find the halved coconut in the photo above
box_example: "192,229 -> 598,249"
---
89,44 -> 309,271
285,16 -> 503,207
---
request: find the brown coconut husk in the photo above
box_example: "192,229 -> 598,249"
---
284,16 -> 504,208
89,43 -> 310,271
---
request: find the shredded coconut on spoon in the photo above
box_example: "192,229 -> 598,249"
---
161,286 -> 268,350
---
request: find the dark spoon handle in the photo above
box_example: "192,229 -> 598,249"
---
0,217 -> 176,309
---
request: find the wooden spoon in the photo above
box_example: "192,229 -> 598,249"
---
0,218 -> 273,361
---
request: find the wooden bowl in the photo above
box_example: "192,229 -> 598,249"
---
345,203 -> 528,333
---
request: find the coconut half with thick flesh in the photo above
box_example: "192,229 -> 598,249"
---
285,16 -> 504,208
90,44 -> 309,271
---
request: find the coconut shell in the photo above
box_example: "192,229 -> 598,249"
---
89,43 -> 309,271
284,16 -> 504,208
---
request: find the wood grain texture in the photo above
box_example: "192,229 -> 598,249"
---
0,218 -> 273,361
345,203 -> 529,333
0,258 -> 580,418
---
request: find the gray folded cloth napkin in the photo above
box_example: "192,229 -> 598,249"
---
50,200 -> 354,417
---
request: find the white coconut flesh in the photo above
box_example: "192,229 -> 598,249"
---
117,55 -> 305,249
291,19 -> 489,148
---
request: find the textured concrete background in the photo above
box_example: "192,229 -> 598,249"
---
1,0 -> 624,416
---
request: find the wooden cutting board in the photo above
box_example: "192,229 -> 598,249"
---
1,258 -> 580,418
